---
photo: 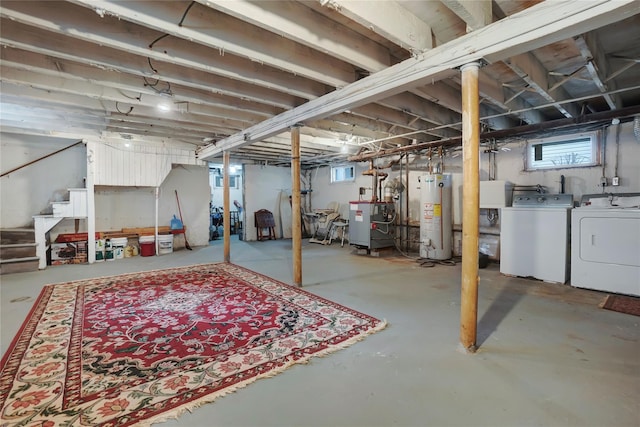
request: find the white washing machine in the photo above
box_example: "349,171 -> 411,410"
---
571,194 -> 640,296
500,194 -> 573,284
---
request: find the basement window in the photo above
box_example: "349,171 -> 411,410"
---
526,132 -> 600,170
214,175 -> 238,188
331,165 -> 355,183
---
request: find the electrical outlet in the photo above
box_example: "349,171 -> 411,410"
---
600,176 -> 607,187
612,176 -> 620,186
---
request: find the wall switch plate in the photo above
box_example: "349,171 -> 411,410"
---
612,176 -> 620,186
600,176 -> 607,186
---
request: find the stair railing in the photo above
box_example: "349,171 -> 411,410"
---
1,140 -> 84,178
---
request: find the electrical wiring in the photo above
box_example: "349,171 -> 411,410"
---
178,2 -> 196,27
115,102 -> 133,116
147,57 -> 158,74
143,77 -> 172,96
148,33 -> 170,49
148,2 -> 196,48
143,76 -> 160,88
117,90 -> 141,101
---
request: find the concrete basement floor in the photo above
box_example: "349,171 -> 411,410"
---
1,237 -> 638,427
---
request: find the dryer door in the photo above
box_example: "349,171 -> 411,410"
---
578,217 -> 640,267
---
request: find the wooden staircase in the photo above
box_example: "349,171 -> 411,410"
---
32,188 -> 88,270
0,228 -> 39,274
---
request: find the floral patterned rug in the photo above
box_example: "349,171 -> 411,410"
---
0,263 -> 386,426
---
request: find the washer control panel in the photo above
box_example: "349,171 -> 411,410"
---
512,193 -> 573,208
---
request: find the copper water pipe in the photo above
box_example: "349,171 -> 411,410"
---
369,160 -> 377,202
362,160 -> 389,202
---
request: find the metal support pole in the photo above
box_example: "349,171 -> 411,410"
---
291,126 -> 303,286
223,151 -> 231,263
405,152 -> 410,253
86,141 -> 96,264
460,62 -> 481,352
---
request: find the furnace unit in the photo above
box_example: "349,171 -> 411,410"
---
349,201 -> 396,250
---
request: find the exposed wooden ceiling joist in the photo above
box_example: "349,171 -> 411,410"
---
319,0 -> 433,53
200,0 -> 638,160
574,34 -> 619,110
440,0 -> 492,31
1,1 -> 638,168
198,0 -> 392,72
70,0 -> 356,87
504,53 -> 581,118
0,1 -> 331,99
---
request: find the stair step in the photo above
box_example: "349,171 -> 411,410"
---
0,257 -> 40,275
0,228 -> 36,245
0,243 -> 38,259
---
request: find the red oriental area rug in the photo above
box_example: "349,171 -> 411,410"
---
0,263 -> 386,426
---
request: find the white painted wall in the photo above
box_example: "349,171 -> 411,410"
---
160,165 -> 211,247
310,123 -> 640,254
308,163 -> 374,219
1,132 -> 209,248
92,137 -> 203,186
492,123 -> 639,197
0,133 -> 86,228
93,165 -> 210,248
209,163 -> 243,210
66,165 -> 209,248
243,164 -> 291,241
312,123 -> 640,221
94,187 -> 155,231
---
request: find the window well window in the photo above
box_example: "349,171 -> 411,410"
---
215,175 -> 238,188
526,132 -> 600,170
331,165 -> 355,183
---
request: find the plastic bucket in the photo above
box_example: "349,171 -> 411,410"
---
111,237 -> 128,260
139,235 -> 155,257
124,245 -> 137,257
95,239 -> 105,262
105,239 -> 114,261
157,234 -> 174,255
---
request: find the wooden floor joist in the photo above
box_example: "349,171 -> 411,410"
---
199,0 -> 637,161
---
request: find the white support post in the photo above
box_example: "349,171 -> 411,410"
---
86,140 -> 96,264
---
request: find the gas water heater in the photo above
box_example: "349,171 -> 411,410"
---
419,174 -> 452,260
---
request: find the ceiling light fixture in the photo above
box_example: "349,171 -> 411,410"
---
158,103 -> 171,112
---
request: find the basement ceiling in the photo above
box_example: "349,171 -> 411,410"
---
1,1 -> 639,167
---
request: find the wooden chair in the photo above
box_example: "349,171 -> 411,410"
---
254,209 -> 276,241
